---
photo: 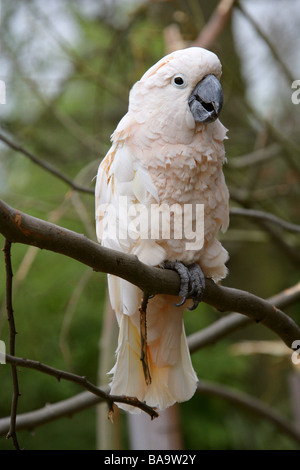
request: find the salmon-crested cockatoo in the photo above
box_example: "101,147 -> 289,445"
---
95,47 -> 229,413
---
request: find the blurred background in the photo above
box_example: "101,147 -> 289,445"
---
0,0 -> 299,450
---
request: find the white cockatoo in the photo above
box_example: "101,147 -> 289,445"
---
95,47 -> 229,413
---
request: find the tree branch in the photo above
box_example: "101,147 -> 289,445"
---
0,199 -> 299,350
196,380 -> 300,446
0,131 -> 94,195
229,144 -> 280,168
0,391 -> 98,435
4,354 -> 158,420
3,240 -> 21,450
1,379 -> 300,447
236,2 -> 294,84
139,292 -> 152,385
192,0 -> 235,49
188,281 -> 300,353
230,207 -> 300,234
0,281 -> 299,440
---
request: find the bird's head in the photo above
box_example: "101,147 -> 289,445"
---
128,47 -> 223,143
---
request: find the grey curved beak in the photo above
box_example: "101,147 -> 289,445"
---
188,74 -> 223,124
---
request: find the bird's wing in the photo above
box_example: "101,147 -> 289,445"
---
95,143 -> 166,322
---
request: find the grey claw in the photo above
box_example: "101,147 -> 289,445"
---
175,296 -> 187,307
164,261 -> 190,306
163,260 -> 205,309
187,299 -> 200,311
188,263 -> 205,305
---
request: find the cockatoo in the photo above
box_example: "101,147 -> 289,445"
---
95,47 -> 229,413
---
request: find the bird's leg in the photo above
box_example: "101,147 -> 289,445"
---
139,292 -> 152,385
163,261 -> 205,310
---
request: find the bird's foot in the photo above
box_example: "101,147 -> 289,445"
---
163,261 -> 205,311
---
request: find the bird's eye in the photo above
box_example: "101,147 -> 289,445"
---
171,74 -> 187,88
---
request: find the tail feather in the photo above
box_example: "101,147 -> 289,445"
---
109,295 -> 198,413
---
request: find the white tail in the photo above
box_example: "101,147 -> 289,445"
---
109,294 -> 198,413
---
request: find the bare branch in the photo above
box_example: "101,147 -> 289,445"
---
192,0 -> 235,49
59,269 -> 92,370
188,281 -> 300,353
255,219 -> 300,265
0,199 -> 299,350
1,280 -> 299,439
4,353 -> 158,420
236,2 -> 294,84
230,144 -> 280,168
1,33 -> 107,155
2,378 -> 300,447
229,195 -> 300,265
230,207 -> 300,234
196,380 -> 300,446
28,1 -> 128,103
0,131 -> 94,195
0,391 -> 99,435
3,240 -> 21,450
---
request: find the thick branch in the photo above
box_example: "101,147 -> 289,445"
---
0,199 -> 299,350
188,281 -> 300,353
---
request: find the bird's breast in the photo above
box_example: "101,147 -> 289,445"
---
146,150 -> 226,263
148,155 -> 220,205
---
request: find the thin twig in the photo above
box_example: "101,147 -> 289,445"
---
1,33 -> 108,155
196,380 -> 300,446
255,219 -> 300,264
192,0 -> 235,49
59,269 -> 92,371
0,391 -> 100,435
230,144 -> 280,169
4,354 -> 158,420
228,195 -> 300,265
3,240 -> 21,450
139,292 -> 151,385
0,131 -> 94,195
2,377 -> 300,446
230,207 -> 300,234
236,2 -> 294,84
